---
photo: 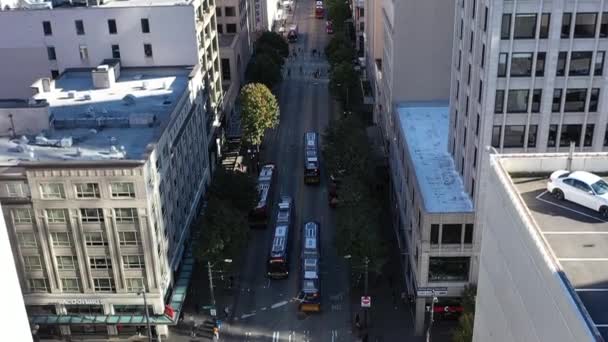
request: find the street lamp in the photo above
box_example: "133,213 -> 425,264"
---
425,291 -> 439,342
137,285 -> 153,342
207,259 -> 233,318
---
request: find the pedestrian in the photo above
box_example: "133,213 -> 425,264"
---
299,66 -> 303,75
287,68 -> 291,77
294,51 -> 298,59
355,313 -> 361,329
213,326 -> 220,340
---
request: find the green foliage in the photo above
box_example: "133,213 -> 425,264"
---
452,285 -> 477,342
240,83 -> 280,146
246,54 -> 282,89
257,43 -> 285,66
325,32 -> 351,58
208,168 -> 257,213
256,31 -> 289,58
322,115 -> 370,177
329,62 -> 359,107
325,0 -> 351,32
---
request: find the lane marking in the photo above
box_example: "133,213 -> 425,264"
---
271,300 -> 289,309
273,331 -> 280,342
240,313 -> 255,319
544,231 -> 608,234
331,329 -> 338,342
261,306 -> 267,311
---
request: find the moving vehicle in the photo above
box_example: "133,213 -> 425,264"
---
267,196 -> 294,279
547,170 -> 608,217
299,221 -> 321,312
287,24 -> 298,43
326,20 -> 333,34
249,163 -> 276,228
315,1 -> 324,19
304,132 -> 320,184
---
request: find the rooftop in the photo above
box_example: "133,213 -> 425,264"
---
497,153 -> 608,341
3,0 -> 195,10
0,67 -> 191,164
395,102 -> 473,213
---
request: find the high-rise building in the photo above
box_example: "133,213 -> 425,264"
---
248,0 -> 281,33
0,63 -> 210,339
450,0 -> 608,205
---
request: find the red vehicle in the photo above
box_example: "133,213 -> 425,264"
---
315,1 -> 324,19
326,20 -> 333,34
249,163 -> 275,228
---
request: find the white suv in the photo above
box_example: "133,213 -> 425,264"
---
547,170 -> 608,218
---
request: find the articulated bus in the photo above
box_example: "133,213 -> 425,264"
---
314,1 -> 324,19
267,196 -> 294,279
249,163 -> 275,228
304,132 -> 320,184
299,221 -> 321,312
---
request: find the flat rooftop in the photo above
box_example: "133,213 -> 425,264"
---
514,174 -> 608,340
0,67 -> 191,164
395,102 -> 473,213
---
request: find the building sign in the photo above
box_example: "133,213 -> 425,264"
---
360,296 -> 371,308
416,287 -> 448,298
61,299 -> 102,305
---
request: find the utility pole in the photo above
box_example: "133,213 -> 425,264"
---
139,286 -> 153,342
208,261 -> 217,317
425,291 -> 438,342
363,256 -> 369,328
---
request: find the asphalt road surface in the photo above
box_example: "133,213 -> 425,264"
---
223,1 -> 351,341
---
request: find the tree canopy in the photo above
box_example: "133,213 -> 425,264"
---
240,83 -> 280,146
246,55 -> 283,89
256,31 -> 289,58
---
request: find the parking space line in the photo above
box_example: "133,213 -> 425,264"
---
544,231 -> 608,234
575,288 -> 608,292
559,258 -> 608,261
536,191 -> 608,223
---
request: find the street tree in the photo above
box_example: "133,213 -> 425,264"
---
326,0 -> 351,32
325,32 -> 352,59
329,62 -> 359,107
208,168 -> 257,213
240,83 -> 280,147
323,115 -> 371,178
246,55 -> 282,89
256,31 -> 289,58
453,285 -> 477,342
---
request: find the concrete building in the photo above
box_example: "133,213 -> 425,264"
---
0,203 -> 33,342
0,64 -> 210,339
450,0 -> 608,206
352,0 -> 365,56
476,152 -> 608,341
249,0 -> 281,33
363,0 -> 383,131
378,0 -> 455,144
389,102 -> 477,335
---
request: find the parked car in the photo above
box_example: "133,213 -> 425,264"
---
326,20 -> 333,34
547,170 -> 608,217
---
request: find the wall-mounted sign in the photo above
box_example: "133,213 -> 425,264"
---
61,299 -> 102,305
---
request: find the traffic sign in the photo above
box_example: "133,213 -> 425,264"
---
416,287 -> 448,298
210,308 -> 217,317
361,296 -> 371,308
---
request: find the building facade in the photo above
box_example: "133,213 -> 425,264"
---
450,0 -> 608,206
0,64 -> 211,339
248,0 -> 280,33
389,102 -> 477,335
363,0 -> 384,132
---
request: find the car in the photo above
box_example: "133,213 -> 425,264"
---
326,20 -> 333,34
547,170 -> 608,217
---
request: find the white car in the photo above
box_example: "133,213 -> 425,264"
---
547,170 -> 608,217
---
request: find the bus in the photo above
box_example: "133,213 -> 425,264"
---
299,221 -> 321,312
249,163 -> 275,228
267,196 -> 294,279
304,132 -> 320,184
287,24 -> 298,43
315,1 -> 324,19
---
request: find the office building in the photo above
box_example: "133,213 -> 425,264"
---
249,0 -> 281,33
450,0 -> 608,205
476,152 -> 608,341
0,63 -> 210,339
389,102 -> 477,335
363,0 -> 384,132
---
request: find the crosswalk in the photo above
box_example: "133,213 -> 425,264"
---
242,329 -> 343,341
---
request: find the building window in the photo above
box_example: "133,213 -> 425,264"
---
585,124 -> 595,147
84,232 -> 107,246
428,257 -> 470,282
111,45 -> 121,59
604,124 -> 608,146
115,208 -> 137,223
540,13 -> 551,38
225,6 -> 236,16
471,0 -> 476,18
481,44 -> 485,68
455,81 -> 459,100
110,182 -> 135,198
141,18 -> 150,33
469,31 -> 474,52
56,256 -> 77,270
498,53 -> 508,77
478,80 -> 483,103
590,88 -> 600,112
6,183 -> 30,198
226,24 -> 237,33
75,20 -> 85,35
75,183 -> 100,198
221,58 -> 231,80
108,19 -> 117,34
464,224 -> 474,244
560,125 -> 583,147
574,13 -> 597,38
123,255 -> 145,269
51,232 -> 72,247
430,224 -> 439,244
79,45 -> 89,61
17,232 -> 37,248
528,125 -> 538,148
503,125 -> 526,148
144,44 -> 153,58
501,14 -> 511,39
459,19 -> 463,40
532,89 -> 542,113
536,52 -> 546,76
552,89 -> 562,112
562,13 -> 572,38
442,224 -> 462,244
46,209 -> 67,224
93,278 -> 115,292
601,13 -> 608,37
475,114 -> 480,136
495,90 -> 505,113
90,257 -> 112,269
548,125 -> 558,147
13,208 -> 33,224
564,89 -> 587,112
217,24 -> 223,34
61,278 -> 81,293
556,51 -> 568,76
465,96 -> 469,116
42,21 -> 52,36
510,52 -> 533,77
23,256 -> 42,271
28,278 -> 48,292
467,64 -> 471,85
570,51 -> 593,76
507,89 -> 530,113
595,51 -> 605,76
473,147 -> 478,168
126,278 -> 145,292
514,14 -> 537,39
47,46 -> 56,61
81,208 -> 104,223
492,126 -> 502,147
51,70 -> 59,79
119,231 -> 140,246
216,7 -> 222,16
40,183 -> 65,199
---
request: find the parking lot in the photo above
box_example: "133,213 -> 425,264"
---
514,177 -> 608,339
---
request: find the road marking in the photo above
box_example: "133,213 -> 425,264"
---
261,306 -> 267,311
576,288 -> 608,292
273,331 -> 280,342
271,300 -> 289,309
331,330 -> 338,342
240,313 -> 256,319
544,231 -> 608,234
536,191 -> 608,223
